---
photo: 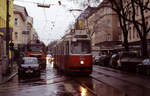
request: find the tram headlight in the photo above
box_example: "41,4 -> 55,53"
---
80,61 -> 84,65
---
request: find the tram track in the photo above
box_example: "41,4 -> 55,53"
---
88,66 -> 150,96
93,70 -> 145,88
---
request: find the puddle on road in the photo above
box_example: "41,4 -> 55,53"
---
75,77 -> 126,96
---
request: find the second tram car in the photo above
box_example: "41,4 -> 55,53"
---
53,34 -> 93,75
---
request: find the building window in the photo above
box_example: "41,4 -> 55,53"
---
128,27 -> 131,40
15,32 -> 18,40
133,27 -> 135,39
107,19 -> 111,27
136,6 -> 139,16
146,20 -> 148,27
107,8 -> 111,14
107,33 -> 111,41
117,21 -> 120,27
118,33 -> 122,41
14,18 -> 18,26
134,27 -> 139,38
128,11 -> 131,20
145,9 -> 148,13
137,32 -> 139,38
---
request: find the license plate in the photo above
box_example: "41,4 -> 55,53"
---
26,69 -> 33,73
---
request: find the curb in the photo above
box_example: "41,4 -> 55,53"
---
0,72 -> 18,85
6,72 -> 18,82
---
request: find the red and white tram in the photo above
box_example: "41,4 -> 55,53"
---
53,34 -> 93,75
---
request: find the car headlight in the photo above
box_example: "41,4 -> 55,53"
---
51,58 -> 54,61
80,61 -> 84,65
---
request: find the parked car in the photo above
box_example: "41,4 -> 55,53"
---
109,54 -> 119,68
93,56 -> 101,65
99,55 -> 111,67
117,51 -> 144,72
18,57 -> 41,79
136,59 -> 150,75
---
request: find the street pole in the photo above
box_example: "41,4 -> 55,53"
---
6,0 -> 11,73
6,0 -> 10,56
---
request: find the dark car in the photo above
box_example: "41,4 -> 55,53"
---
93,56 -> 101,65
99,55 -> 111,67
18,57 -> 41,79
136,59 -> 150,75
109,54 -> 119,68
117,51 -> 144,72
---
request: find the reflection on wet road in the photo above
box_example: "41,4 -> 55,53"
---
0,60 -> 95,96
1,58 -> 148,96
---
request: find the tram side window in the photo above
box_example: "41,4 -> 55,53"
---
64,43 -> 68,55
66,42 -> 69,55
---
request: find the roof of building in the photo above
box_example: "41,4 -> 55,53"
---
84,0 -> 112,19
77,6 -> 97,20
13,4 -> 29,21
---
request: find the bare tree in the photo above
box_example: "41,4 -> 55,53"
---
108,0 -> 150,57
108,0 -> 131,51
130,0 -> 150,57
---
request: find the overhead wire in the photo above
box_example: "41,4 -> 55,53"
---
41,0 -> 48,32
14,0 -> 75,42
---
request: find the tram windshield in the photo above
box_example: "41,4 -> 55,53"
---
71,40 -> 91,54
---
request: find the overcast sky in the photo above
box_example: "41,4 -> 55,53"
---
14,0 -> 83,45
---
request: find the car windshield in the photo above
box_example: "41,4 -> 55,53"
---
143,59 -> 150,65
23,58 -> 38,64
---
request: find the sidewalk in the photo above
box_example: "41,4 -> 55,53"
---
0,62 -> 18,84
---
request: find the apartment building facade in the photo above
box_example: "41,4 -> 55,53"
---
13,5 -> 36,51
88,0 -> 121,55
87,9 -> 100,56
13,4 -> 28,50
0,0 -> 14,81
122,0 -> 150,56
